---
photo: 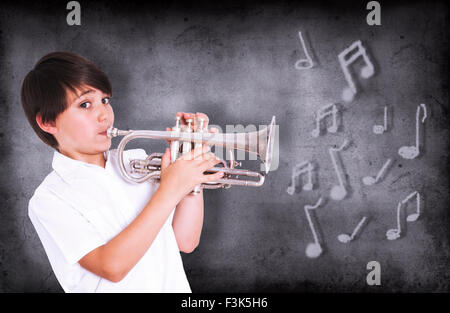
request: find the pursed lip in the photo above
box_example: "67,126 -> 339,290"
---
98,128 -> 109,136
99,125 -> 112,136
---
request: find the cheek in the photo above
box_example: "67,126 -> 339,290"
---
109,106 -> 115,124
65,116 -> 94,137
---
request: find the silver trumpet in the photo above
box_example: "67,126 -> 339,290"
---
107,115 -> 276,193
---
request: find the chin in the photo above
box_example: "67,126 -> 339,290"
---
103,141 -> 112,151
96,138 -> 112,152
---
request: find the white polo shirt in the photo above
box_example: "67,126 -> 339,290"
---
28,149 -> 191,293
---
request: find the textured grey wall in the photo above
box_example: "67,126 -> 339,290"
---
0,0 -> 449,292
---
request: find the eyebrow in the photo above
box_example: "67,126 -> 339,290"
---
76,89 -> 95,99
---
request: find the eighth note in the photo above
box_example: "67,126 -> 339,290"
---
311,103 -> 338,137
338,216 -> 368,243
386,191 -> 421,240
362,158 -> 392,186
287,161 -> 314,195
295,31 -> 314,70
401,191 -> 421,222
398,103 -> 427,160
338,40 -> 375,102
304,197 -> 323,258
373,106 -> 388,134
329,139 -> 349,201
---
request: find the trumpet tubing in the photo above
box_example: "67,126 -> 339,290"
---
129,153 -> 265,188
108,115 -> 276,190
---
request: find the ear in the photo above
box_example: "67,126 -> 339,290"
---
36,113 -> 57,135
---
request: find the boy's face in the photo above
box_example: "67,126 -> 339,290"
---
53,85 -> 114,160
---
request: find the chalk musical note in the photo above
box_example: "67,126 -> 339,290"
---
338,40 -> 375,102
338,216 -> 368,243
329,140 -> 349,201
311,103 -> 338,137
386,191 -> 421,240
295,31 -> 314,70
287,161 -> 314,195
304,197 -> 323,258
402,191 -> 421,222
385,202 -> 403,240
373,106 -> 388,134
362,158 -> 392,186
398,103 -> 427,159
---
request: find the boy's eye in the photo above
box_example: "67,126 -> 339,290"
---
102,97 -> 111,105
80,102 -> 91,109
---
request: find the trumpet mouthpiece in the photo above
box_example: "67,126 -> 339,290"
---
107,126 -> 131,138
107,126 -> 118,138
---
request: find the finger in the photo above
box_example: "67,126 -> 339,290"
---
194,151 -> 216,162
195,112 -> 209,129
193,145 -> 211,161
203,171 -> 224,182
192,145 -> 210,160
197,145 -> 212,160
179,144 -> 210,161
199,154 -> 222,172
209,127 -> 219,134
160,148 -> 171,170
177,112 -> 195,130
196,112 -> 209,123
176,112 -> 187,125
183,112 -> 195,127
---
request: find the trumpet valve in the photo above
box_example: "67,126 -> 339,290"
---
170,116 -> 182,163
194,117 -> 205,150
197,117 -> 206,132
184,118 -> 194,132
181,118 -> 194,154
173,115 -> 181,131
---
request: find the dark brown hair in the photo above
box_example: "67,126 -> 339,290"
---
20,51 -> 112,149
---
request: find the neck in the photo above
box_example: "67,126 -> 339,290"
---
59,148 -> 106,168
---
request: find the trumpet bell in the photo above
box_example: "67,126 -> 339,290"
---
260,116 -> 276,174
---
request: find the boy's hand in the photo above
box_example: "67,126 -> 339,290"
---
158,144 -> 224,200
165,112 -> 219,146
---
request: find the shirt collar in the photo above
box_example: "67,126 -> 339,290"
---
52,150 -> 109,180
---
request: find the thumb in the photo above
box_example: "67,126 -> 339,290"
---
160,148 -> 171,170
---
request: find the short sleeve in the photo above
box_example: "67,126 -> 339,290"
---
29,188 -> 107,265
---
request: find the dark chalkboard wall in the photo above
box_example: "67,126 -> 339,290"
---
1,0 -> 449,292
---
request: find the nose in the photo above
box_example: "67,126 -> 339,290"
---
97,101 -> 110,124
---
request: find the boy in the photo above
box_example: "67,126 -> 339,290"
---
21,51 -> 224,292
